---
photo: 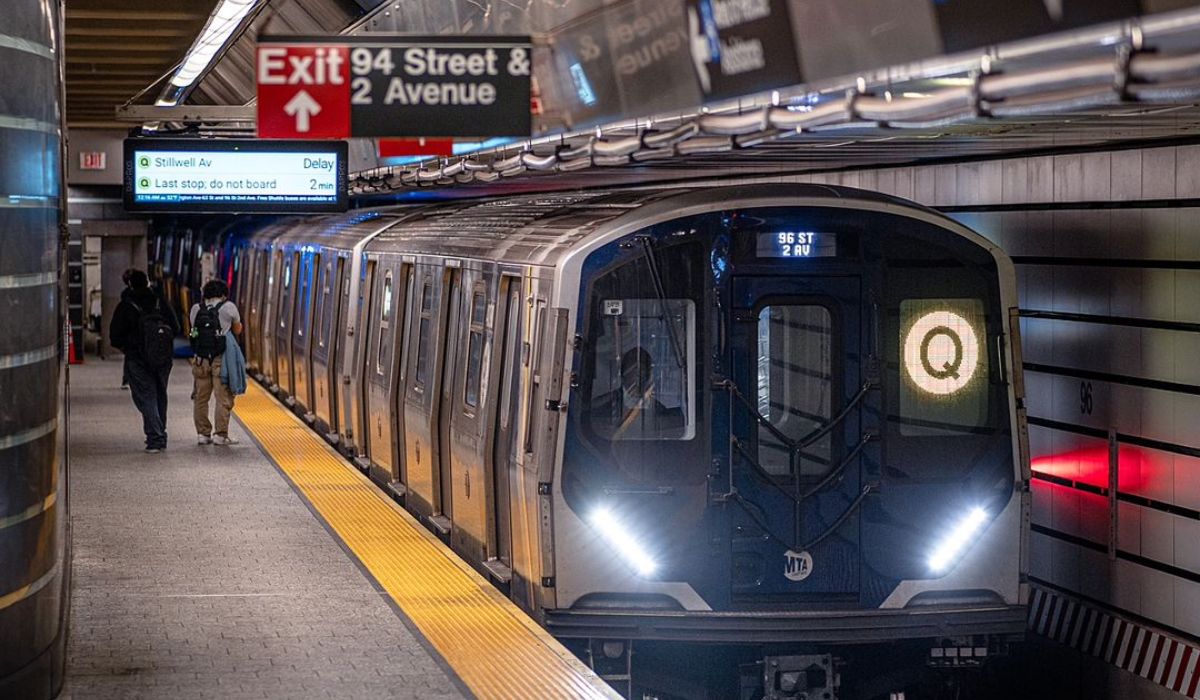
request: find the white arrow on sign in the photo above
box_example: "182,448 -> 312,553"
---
283,89 -> 321,133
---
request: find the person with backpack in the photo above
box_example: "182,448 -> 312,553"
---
109,269 -> 179,453
189,279 -> 243,446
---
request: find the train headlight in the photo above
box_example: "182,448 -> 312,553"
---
590,507 -> 657,577
928,507 -> 989,573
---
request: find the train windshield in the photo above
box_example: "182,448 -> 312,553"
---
588,298 -> 695,441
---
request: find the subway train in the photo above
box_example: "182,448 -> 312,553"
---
213,184 -> 1030,697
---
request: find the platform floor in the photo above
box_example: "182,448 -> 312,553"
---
62,359 -> 466,699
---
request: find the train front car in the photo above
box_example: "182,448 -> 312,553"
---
548,185 -> 1029,696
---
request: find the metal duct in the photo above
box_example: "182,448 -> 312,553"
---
0,2 -> 68,699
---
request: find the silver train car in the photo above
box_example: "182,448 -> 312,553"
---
229,184 -> 1030,697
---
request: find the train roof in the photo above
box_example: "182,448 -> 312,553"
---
253,183 -> 965,266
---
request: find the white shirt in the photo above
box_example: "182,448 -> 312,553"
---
189,298 -> 241,334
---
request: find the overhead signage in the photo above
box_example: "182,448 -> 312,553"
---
686,0 -> 802,103
123,139 -> 348,214
256,35 -> 532,139
377,138 -> 455,158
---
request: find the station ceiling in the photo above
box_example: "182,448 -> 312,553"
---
64,0 -> 215,129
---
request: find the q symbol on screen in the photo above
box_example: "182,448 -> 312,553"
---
904,310 -> 979,395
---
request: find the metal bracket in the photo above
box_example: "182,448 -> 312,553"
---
115,104 -> 255,124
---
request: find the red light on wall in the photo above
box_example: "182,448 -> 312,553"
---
1031,445 -> 1146,492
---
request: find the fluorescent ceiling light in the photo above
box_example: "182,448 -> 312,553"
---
168,0 -> 257,89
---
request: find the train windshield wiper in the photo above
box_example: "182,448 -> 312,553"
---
634,235 -> 686,369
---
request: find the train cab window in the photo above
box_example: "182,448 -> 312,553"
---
756,305 -> 833,477
415,280 -> 434,387
587,298 -> 695,441
464,289 -> 486,408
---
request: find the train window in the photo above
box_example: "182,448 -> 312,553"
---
756,305 -> 833,477
523,298 -> 547,454
380,271 -> 394,320
897,298 -> 988,436
499,287 -> 521,431
415,280 -> 433,386
377,270 -> 393,375
316,262 -> 331,348
464,289 -> 486,408
398,268 -> 417,381
587,298 -> 695,441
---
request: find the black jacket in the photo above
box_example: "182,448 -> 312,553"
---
109,287 -> 179,362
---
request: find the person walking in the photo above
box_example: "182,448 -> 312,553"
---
190,279 -> 243,446
109,269 -> 179,453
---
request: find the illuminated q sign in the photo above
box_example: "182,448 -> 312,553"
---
903,311 -> 980,395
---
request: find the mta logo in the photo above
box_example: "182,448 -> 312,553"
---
784,550 -> 813,582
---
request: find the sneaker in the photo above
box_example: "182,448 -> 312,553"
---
213,435 -> 240,446
120,383 -> 129,391
197,435 -> 212,445
145,447 -> 164,454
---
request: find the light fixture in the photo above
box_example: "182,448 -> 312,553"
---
590,507 -> 657,576
928,507 -> 989,573
167,0 -> 258,90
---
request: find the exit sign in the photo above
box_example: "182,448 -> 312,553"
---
79,151 -> 107,170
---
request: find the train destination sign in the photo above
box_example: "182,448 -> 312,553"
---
756,231 -> 838,258
256,36 -> 532,139
123,139 -> 348,214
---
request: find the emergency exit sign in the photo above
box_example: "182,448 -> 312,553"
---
256,35 -> 532,139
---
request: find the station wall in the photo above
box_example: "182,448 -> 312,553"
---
770,146 -> 1200,644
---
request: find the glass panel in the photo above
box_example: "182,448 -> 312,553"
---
756,305 -> 833,478
464,330 -> 483,407
470,291 -> 486,325
416,318 -> 431,386
898,298 -> 988,437
381,271 -> 394,320
499,289 -> 521,431
587,298 -> 695,441
399,270 -> 415,381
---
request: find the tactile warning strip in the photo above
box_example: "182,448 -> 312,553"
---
237,382 -> 618,700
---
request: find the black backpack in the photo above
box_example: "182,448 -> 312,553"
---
191,300 -> 226,360
131,298 -> 175,368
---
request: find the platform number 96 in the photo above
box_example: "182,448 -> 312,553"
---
1080,381 -> 1093,415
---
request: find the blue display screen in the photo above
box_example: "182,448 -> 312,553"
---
756,231 -> 837,258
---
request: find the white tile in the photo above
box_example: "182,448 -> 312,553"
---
1141,507 -> 1176,566
1177,144 -> 1200,198
1117,500 -> 1141,556
1028,156 -> 1055,203
1032,480 -> 1052,525
1140,566 -> 1176,629
1174,455 -> 1200,512
1030,530 -> 1053,580
1050,535 -> 1082,592
1174,578 -> 1200,638
1110,150 -> 1142,201
1077,546 -> 1113,602
1001,158 -> 1029,203
1174,517 -> 1200,574
1143,147 -> 1178,199
1112,559 -> 1144,613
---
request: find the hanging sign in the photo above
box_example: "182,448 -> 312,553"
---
257,35 -> 532,139
686,0 -> 802,103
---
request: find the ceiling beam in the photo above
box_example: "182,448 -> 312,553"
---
65,9 -> 204,22
66,27 -> 193,37
114,104 -> 255,123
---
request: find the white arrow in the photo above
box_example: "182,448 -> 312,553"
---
283,89 -> 321,133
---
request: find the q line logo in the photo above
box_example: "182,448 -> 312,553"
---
903,310 -> 980,395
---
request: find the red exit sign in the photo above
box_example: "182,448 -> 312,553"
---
257,44 -> 351,139
79,151 -> 107,170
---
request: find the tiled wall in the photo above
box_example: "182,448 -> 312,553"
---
764,146 -> 1200,642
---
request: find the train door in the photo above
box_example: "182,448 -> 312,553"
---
727,274 -> 864,604
312,256 -> 341,434
389,263 -> 415,484
365,261 -> 412,483
275,251 -> 298,396
350,259 -> 377,460
433,266 -> 463,529
488,277 -> 523,576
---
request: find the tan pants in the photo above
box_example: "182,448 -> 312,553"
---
192,357 -> 234,437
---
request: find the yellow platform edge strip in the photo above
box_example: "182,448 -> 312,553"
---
236,382 -> 619,700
